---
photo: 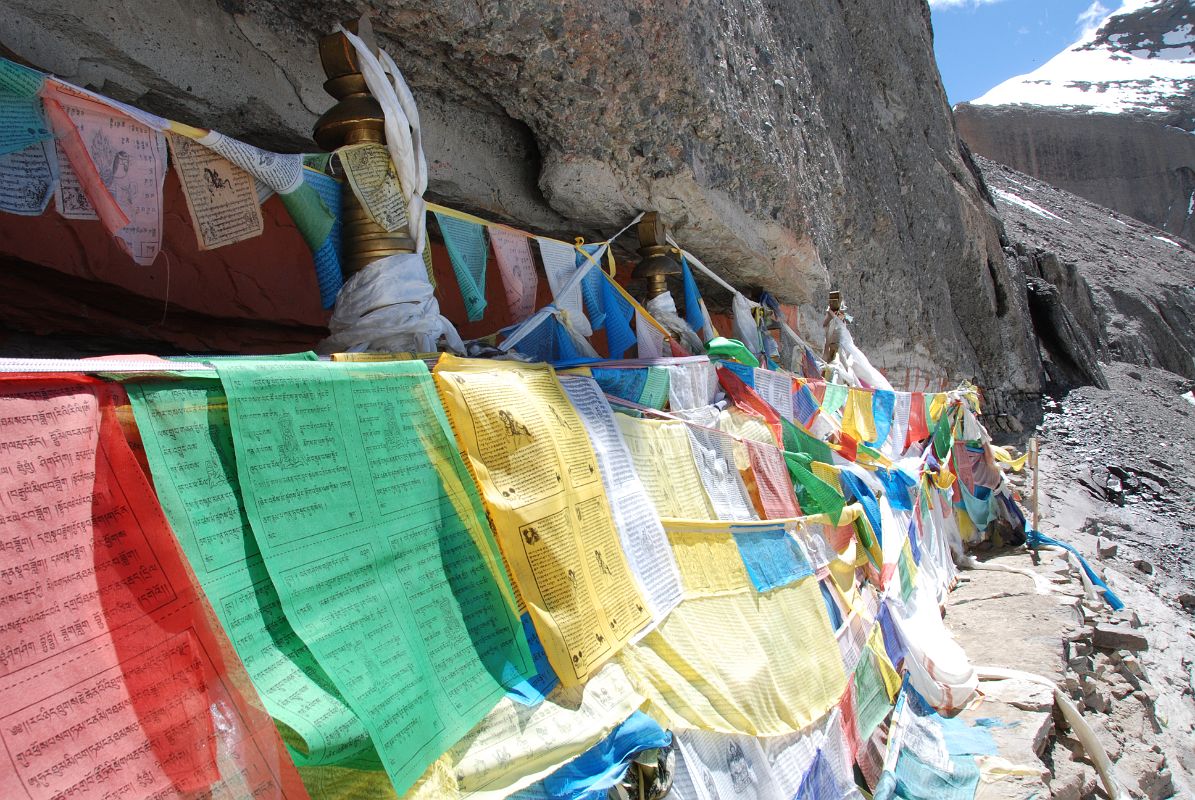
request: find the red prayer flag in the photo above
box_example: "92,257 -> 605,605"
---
0,375 -> 306,800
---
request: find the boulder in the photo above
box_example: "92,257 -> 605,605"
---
1093,623 -> 1149,653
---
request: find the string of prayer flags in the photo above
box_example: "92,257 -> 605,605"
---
41,80 -> 168,265
166,131 -> 264,251
537,236 -> 592,336
434,210 -> 489,320
489,226 -> 540,322
433,356 -> 651,686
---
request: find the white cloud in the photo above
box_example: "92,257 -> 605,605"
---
1076,1 -> 1110,38
928,0 -> 1007,9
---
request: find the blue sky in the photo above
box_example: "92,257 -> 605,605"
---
930,0 -> 1113,104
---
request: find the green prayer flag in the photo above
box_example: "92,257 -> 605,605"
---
781,416 -> 835,465
279,172 -> 336,252
435,212 -> 489,321
932,405 -> 954,460
821,383 -> 848,416
128,378 -> 380,770
0,59 -> 51,156
853,647 -> 892,739
641,366 -> 670,409
216,360 -> 532,796
0,57 -> 44,97
705,336 -> 760,368
784,453 -> 845,523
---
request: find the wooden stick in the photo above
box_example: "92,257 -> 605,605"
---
1030,436 -> 1040,531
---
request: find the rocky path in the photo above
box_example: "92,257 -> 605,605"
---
949,359 -> 1195,799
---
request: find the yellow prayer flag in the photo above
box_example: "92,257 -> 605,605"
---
664,522 -> 755,598
841,387 -> 877,444
867,625 -> 902,701
433,355 -> 651,686
990,445 -> 1029,471
810,461 -> 844,495
928,392 -> 949,425
618,577 -> 847,736
614,415 -> 717,520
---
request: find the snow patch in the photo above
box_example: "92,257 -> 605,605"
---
991,188 -> 1069,222
1162,25 -> 1193,47
1153,235 -> 1181,247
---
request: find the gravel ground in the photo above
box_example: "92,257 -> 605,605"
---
1036,361 -> 1195,588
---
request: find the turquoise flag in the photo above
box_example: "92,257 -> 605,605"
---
436,211 -> 489,321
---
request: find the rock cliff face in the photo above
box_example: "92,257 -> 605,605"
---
956,106 -> 1195,246
0,0 -> 1041,407
979,155 -> 1195,383
958,0 -> 1195,245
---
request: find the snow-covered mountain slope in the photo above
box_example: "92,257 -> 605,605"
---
956,0 -> 1195,246
972,0 -> 1194,129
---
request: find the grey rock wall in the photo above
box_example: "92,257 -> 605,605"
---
957,104 -> 1195,247
1,0 -> 1042,403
